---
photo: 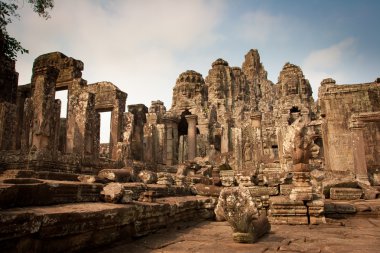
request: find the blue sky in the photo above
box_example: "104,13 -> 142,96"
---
8,0 -> 380,142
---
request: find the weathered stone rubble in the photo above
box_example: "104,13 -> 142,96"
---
0,32 -> 379,251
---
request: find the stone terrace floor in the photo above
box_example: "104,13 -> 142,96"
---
92,216 -> 380,253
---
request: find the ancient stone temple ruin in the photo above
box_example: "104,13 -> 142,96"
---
1,34 -> 380,252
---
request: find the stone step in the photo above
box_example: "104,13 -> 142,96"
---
0,196 -> 216,253
1,169 -> 82,182
0,178 -> 103,208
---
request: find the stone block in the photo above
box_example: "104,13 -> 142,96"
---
290,186 -> 313,201
268,215 -> 308,225
280,184 -> 293,196
247,186 -> 279,197
324,201 -> 357,214
190,183 -> 221,197
330,187 -> 363,200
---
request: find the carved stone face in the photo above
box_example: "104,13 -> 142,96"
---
237,175 -> 253,186
221,174 -> 235,187
285,78 -> 299,95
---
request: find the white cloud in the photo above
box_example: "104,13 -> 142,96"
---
302,38 -> 357,98
9,0 -> 226,106
8,0 -> 226,142
237,10 -> 292,43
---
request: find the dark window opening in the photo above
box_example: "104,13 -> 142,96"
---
178,109 -> 191,136
290,106 -> 300,113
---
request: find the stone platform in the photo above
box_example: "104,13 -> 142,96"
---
92,216 -> 380,253
0,196 -> 216,253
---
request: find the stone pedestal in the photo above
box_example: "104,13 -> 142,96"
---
290,164 -> 313,201
269,196 -> 308,225
307,199 -> 325,224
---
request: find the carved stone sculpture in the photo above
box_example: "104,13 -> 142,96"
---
214,186 -> 271,243
290,120 -> 313,200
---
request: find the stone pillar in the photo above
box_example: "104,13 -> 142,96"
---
165,119 -> 173,165
156,124 -> 165,164
163,116 -> 178,165
31,66 -> 59,151
143,113 -> 157,163
232,127 -> 243,172
349,120 -> 370,185
251,112 -> 263,162
66,79 -> 96,158
185,114 -> 197,160
128,104 -> 148,161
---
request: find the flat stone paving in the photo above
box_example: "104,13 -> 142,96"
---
93,216 -> 380,253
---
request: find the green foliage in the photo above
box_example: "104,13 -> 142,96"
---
0,0 -> 54,60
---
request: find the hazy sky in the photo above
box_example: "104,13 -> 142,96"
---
8,0 -> 380,142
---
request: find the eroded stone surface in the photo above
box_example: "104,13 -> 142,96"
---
92,216 -> 380,253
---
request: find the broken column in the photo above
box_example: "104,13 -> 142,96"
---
185,114 -> 197,160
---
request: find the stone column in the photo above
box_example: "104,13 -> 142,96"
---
156,124 -> 165,164
185,114 -> 198,160
31,66 -> 59,151
163,116 -> 174,165
349,120 -> 370,185
66,79 -> 96,158
110,93 -> 127,159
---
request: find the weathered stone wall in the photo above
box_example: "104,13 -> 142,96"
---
319,78 -> 380,181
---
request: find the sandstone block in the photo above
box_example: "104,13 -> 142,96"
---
330,187 -> 363,200
248,186 -> 279,197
